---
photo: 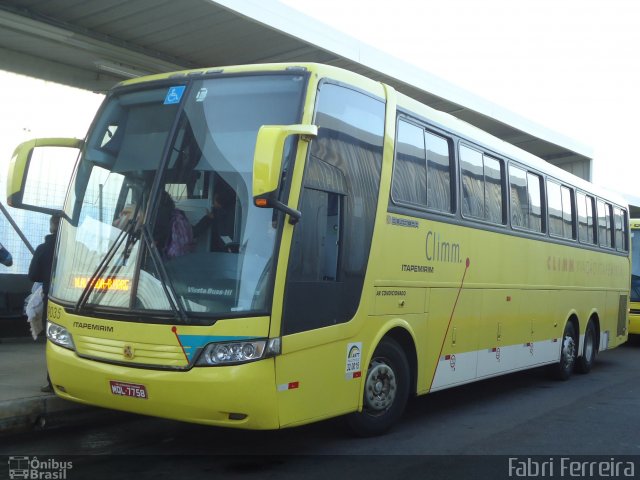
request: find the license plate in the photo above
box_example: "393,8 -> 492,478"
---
110,380 -> 148,399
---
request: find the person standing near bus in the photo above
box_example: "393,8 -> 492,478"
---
28,214 -> 60,393
0,242 -> 12,267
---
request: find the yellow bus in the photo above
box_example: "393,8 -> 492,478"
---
7,63 -> 630,436
630,219 -> 640,334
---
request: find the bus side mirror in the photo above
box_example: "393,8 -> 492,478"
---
7,137 -> 84,217
252,124 -> 317,223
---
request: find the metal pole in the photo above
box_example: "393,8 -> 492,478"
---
0,201 -> 35,254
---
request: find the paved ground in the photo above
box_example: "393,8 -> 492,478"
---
3,339 -> 639,480
0,336 -> 104,435
2,328 -> 639,445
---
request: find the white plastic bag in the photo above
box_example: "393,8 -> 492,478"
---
25,282 -> 44,340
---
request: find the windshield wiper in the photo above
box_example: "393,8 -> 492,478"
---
74,217 -> 188,323
139,224 -> 188,323
74,216 -> 139,313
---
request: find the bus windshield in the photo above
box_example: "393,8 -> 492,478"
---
52,73 -> 306,322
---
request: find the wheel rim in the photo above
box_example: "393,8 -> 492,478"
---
562,333 -> 576,370
363,359 -> 397,414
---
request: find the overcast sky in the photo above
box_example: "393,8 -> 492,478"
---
0,72 -> 103,195
281,0 -> 640,201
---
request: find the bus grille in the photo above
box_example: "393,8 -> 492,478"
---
74,335 -> 189,368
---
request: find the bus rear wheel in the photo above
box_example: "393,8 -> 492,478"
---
576,321 -> 598,374
347,337 -> 410,437
553,321 -> 577,381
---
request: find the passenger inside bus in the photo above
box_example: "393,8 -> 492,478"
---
192,187 -> 237,253
149,181 -> 239,258
155,190 -> 195,259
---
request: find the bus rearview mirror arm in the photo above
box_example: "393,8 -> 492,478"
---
254,197 -> 301,225
273,199 -> 301,225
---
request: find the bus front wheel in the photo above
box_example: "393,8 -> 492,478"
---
347,337 -> 410,437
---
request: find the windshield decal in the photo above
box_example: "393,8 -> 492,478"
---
345,342 -> 362,380
164,86 -> 185,105
195,87 -> 208,102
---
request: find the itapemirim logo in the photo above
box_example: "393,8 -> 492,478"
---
8,456 -> 72,479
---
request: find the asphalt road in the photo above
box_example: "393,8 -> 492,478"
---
2,338 -> 640,479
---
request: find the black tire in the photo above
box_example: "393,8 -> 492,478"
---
347,337 -> 410,437
553,321 -> 577,381
576,321 -> 598,374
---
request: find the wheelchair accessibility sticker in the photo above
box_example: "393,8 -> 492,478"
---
164,86 -> 186,105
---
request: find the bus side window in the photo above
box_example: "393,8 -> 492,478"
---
614,207 -> 628,252
509,165 -> 528,229
561,186 -> 575,240
597,200 -> 613,248
392,120 -> 426,206
547,181 -> 563,237
509,165 -> 543,233
426,131 -> 453,213
577,192 -> 596,244
549,182 -> 575,240
484,155 -> 503,224
527,172 -> 543,233
391,120 -> 453,214
460,145 -> 484,219
460,145 -> 504,224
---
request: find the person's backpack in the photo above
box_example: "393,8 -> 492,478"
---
165,209 -> 195,258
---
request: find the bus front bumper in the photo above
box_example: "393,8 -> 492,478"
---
47,342 -> 280,430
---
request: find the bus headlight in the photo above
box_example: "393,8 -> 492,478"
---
46,321 -> 76,350
196,338 -> 281,366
